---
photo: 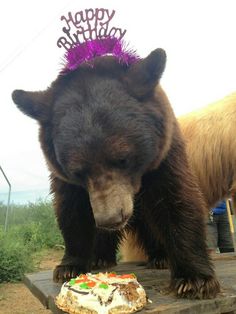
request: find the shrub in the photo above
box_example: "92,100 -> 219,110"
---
4,200 -> 63,250
0,200 -> 63,282
0,235 -> 34,282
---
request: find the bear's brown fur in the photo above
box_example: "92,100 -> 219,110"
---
120,92 -> 236,262
180,92 -> 236,207
12,49 -> 220,299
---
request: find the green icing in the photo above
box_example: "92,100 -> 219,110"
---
99,283 -> 109,289
69,279 -> 76,286
79,282 -> 90,289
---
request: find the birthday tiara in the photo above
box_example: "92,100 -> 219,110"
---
57,8 -> 140,71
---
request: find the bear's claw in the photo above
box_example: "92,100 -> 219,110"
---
170,276 -> 221,299
53,264 -> 87,283
92,258 -> 117,270
147,257 -> 169,269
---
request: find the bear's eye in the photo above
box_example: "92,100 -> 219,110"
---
114,158 -> 130,169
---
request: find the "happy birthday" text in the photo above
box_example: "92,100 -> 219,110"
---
57,8 -> 126,51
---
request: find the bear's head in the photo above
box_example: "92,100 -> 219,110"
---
12,48 -> 174,230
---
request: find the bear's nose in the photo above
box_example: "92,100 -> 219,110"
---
96,209 -> 130,230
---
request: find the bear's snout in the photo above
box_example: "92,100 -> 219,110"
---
90,199 -> 133,230
95,208 -> 131,230
88,176 -> 134,230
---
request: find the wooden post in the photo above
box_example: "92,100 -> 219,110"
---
226,198 -> 236,254
0,165 -> 11,232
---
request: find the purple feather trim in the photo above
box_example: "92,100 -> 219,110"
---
63,37 -> 140,71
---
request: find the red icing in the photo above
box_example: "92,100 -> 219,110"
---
87,281 -> 96,288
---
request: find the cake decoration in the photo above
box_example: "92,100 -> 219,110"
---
57,8 -> 140,72
55,272 -> 147,314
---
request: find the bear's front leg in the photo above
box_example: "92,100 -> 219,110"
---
142,138 -> 220,299
51,178 -> 96,283
128,213 -> 168,269
93,229 -> 121,269
146,243 -> 169,269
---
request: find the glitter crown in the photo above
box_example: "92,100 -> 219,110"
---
57,8 -> 140,71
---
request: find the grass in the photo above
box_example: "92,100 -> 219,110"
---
0,200 -> 63,282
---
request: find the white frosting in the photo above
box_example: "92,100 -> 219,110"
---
56,273 -> 146,314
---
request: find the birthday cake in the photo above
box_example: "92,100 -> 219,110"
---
55,272 -> 147,314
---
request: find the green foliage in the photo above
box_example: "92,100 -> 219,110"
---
0,233 -> 34,282
0,200 -> 63,282
10,201 -> 63,250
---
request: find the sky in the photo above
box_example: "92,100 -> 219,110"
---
1,0 -> 236,196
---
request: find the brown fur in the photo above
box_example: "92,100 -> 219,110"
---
121,91 -> 236,262
180,92 -> 236,206
12,49 -> 220,299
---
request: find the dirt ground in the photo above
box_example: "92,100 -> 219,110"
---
0,248 -> 63,314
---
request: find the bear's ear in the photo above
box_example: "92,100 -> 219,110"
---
12,89 -> 51,122
125,48 -> 166,99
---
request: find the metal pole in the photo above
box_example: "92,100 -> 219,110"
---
226,198 -> 236,254
0,166 -> 11,232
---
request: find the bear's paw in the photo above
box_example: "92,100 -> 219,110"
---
92,258 -> 117,270
146,257 -> 169,270
170,276 -> 220,299
53,264 -> 89,283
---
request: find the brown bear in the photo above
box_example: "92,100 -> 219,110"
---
179,92 -> 236,208
121,92 -> 236,263
12,48 -> 220,299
